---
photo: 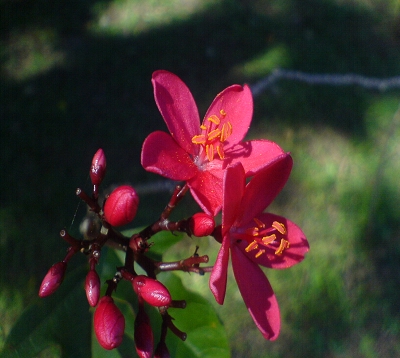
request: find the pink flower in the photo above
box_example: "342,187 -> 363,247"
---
209,155 -> 309,340
141,70 -> 286,215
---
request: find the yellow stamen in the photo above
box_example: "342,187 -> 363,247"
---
216,144 -> 224,160
255,249 -> 265,258
200,125 -> 207,130
192,134 -> 206,145
262,234 -> 276,244
207,115 -> 220,125
206,144 -> 214,162
207,129 -> 221,141
245,241 -> 258,252
275,239 -> 290,255
220,109 -> 227,117
272,221 -> 286,235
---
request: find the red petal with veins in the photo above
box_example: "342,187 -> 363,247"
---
238,213 -> 310,269
209,234 -> 230,305
152,70 -> 200,155
231,245 -> 280,340
236,154 -> 293,227
141,131 -> 197,181
204,84 -> 253,150
188,169 -> 224,216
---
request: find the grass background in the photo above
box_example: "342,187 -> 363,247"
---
1,0 -> 400,356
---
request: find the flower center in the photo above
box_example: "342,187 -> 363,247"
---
236,218 -> 290,258
191,109 -> 232,162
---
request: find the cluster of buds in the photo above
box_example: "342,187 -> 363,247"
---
39,148 -> 214,356
39,70 -> 309,353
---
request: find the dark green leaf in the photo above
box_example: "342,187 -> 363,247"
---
2,265 -> 90,358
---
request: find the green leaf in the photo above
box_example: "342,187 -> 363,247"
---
2,265 -> 91,358
161,272 -> 231,358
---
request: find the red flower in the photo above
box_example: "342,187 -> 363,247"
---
141,70 -> 286,215
209,156 -> 309,340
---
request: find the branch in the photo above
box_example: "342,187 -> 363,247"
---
251,68 -> 400,97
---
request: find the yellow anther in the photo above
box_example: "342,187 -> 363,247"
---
275,239 -> 290,255
262,234 -> 276,244
200,125 -> 207,130
253,217 -> 265,229
272,221 -> 286,235
245,241 -> 258,252
206,144 -> 214,162
207,129 -> 222,141
207,115 -> 220,125
220,109 -> 227,117
216,144 -> 225,160
192,134 -> 206,145
255,249 -> 265,258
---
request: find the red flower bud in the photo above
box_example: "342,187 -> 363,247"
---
134,302 -> 154,358
94,296 -> 125,350
103,185 -> 139,227
154,341 -> 170,358
90,148 -> 107,186
85,269 -> 100,307
189,212 -> 215,237
38,261 -> 67,297
132,275 -> 171,307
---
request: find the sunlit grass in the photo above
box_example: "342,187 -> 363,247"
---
233,45 -> 291,78
1,28 -> 65,81
89,0 -> 217,35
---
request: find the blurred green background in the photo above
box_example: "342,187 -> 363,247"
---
1,0 -> 400,356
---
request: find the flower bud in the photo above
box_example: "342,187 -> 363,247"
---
103,185 -> 139,227
38,261 -> 67,297
85,269 -> 100,307
189,212 -> 215,237
134,302 -> 154,358
154,341 -> 170,358
90,148 -> 107,186
94,296 -> 125,350
132,275 -> 171,307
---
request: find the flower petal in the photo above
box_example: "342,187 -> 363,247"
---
209,234 -> 230,305
238,213 -> 310,269
222,162 -> 245,236
188,169 -> 224,216
225,140 -> 286,176
236,153 -> 293,226
231,245 -> 280,340
204,84 -> 253,149
152,70 -> 200,155
141,131 -> 197,181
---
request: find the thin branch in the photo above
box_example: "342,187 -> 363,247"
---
251,68 -> 400,97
